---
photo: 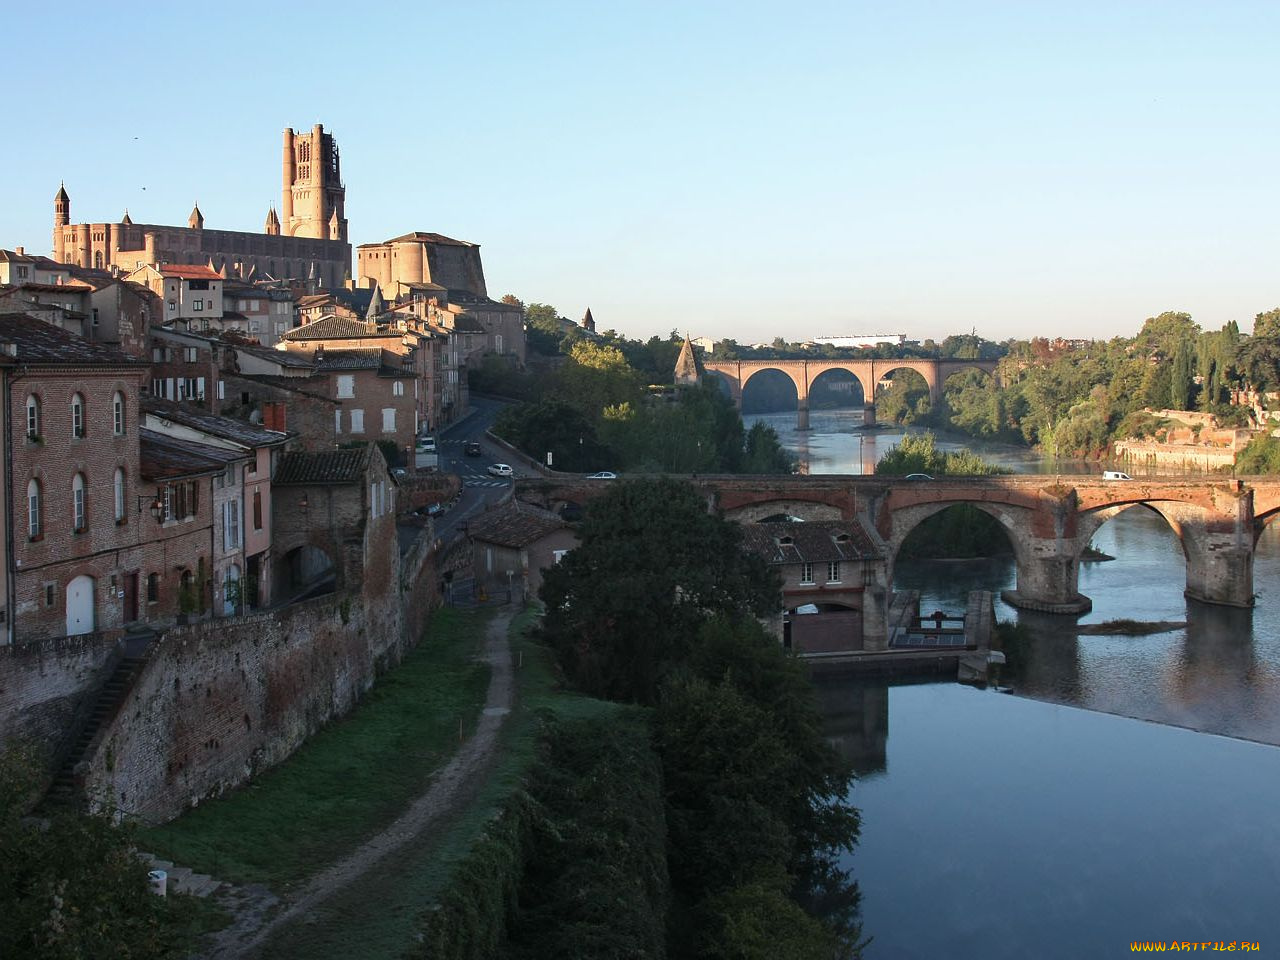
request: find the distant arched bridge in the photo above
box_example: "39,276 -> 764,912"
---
700,358 -> 1000,429
518,474 -> 1280,616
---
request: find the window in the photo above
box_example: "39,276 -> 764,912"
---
826,561 -> 841,584
192,298 -> 204,311
217,380 -> 225,400
72,474 -> 86,532
253,490 -> 263,530
381,408 -> 395,433
114,468 -> 126,522
800,562 -> 815,585
553,549 -> 568,564
184,346 -> 198,363
393,381 -> 404,396
350,409 -> 364,433
45,583 -> 55,607
223,499 -> 240,550
168,300 -> 176,311
71,393 -> 85,438
27,479 -> 41,539
25,395 -> 40,439
146,573 -> 160,603
336,375 -> 355,398
334,409 -> 342,434
113,391 -> 125,435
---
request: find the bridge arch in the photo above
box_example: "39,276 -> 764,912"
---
885,500 -> 1033,595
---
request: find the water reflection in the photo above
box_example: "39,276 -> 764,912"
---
825,681 -> 1280,959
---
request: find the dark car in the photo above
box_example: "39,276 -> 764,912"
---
463,441 -> 482,457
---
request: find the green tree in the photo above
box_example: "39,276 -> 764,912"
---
1169,338 -> 1195,410
492,399 -> 612,471
1253,308 -> 1280,340
1135,311 -> 1199,356
0,743 -> 185,959
539,478 -> 779,703
553,341 -> 645,422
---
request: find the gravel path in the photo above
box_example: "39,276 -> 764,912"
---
201,609 -> 516,959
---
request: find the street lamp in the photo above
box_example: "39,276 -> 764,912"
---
137,493 -> 164,524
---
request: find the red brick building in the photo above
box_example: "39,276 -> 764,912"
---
2,314 -> 150,642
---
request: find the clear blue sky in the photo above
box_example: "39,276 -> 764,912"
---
4,1 -> 1277,343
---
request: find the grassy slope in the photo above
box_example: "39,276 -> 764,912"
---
255,608 -> 620,960
137,607 -> 492,890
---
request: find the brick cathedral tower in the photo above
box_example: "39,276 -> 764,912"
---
281,124 -> 347,242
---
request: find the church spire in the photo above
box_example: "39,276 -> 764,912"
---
188,203 -> 204,230
673,332 -> 703,387
581,307 -> 596,332
121,208 -> 133,225
366,281 -> 385,320
265,206 -> 280,236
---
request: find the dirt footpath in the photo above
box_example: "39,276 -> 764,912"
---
201,609 -> 515,959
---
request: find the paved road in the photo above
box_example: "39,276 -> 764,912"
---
434,395 -> 527,540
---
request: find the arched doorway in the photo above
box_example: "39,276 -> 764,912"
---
65,575 -> 95,636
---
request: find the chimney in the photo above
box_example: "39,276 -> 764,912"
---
15,246 -> 24,255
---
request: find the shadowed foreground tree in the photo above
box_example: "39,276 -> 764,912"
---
539,478 -> 778,703
0,743 -> 185,959
538,479 -> 863,958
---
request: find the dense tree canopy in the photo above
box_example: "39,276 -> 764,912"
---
1,743 -> 186,959
537,480 -> 862,956
539,478 -> 779,702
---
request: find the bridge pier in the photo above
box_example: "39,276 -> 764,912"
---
862,404 -> 876,427
1000,552 -> 1093,616
1182,528 -> 1256,608
797,398 -> 810,431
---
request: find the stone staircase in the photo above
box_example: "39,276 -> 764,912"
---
135,852 -> 224,898
44,653 -> 149,808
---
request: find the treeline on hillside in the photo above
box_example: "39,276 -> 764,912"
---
879,309 -> 1280,462
475,302 -> 792,474
534,479 -> 864,958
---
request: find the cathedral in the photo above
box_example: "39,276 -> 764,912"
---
51,125 -> 352,289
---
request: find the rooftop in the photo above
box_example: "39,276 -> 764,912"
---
280,315 -> 382,341
0,313 -> 146,366
274,446 -> 374,485
142,398 -> 290,448
739,519 -> 880,565
158,264 -> 222,280
467,499 -> 566,549
140,429 -> 240,481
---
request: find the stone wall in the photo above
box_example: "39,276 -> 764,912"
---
84,591 -> 396,822
0,504 -> 441,823
0,631 -> 118,761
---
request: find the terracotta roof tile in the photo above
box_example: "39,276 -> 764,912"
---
466,499 -> 566,549
280,315 -> 380,341
140,429 -> 239,481
739,520 -> 880,564
158,264 -> 222,280
142,398 -> 290,447
0,313 -> 146,366
274,446 -> 372,485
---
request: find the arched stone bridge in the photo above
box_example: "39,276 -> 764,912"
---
701,358 -> 1000,429
517,474 -> 1280,614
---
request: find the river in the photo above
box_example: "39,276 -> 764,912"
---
747,408 -> 1280,958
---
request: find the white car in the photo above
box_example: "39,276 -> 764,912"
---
587,471 -> 617,479
418,436 -> 436,453
487,463 -> 513,477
